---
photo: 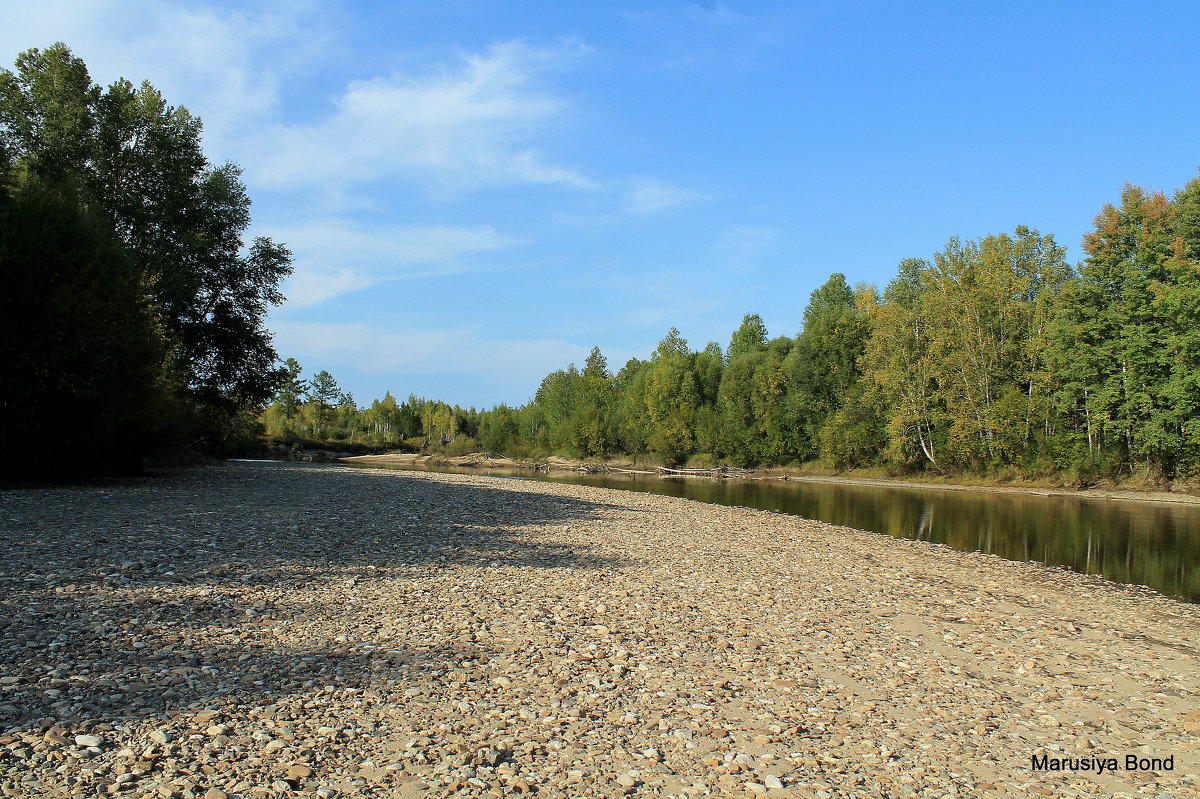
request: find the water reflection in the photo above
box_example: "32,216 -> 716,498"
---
346,464 -> 1200,603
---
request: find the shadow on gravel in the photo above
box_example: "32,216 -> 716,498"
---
0,461 -> 621,729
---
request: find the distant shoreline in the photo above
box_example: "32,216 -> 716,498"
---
339,452 -> 1200,507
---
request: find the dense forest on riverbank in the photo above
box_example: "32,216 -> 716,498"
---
0,44 -> 291,479
266,171 -> 1200,484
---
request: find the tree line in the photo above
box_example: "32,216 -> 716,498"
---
272,172 -> 1200,483
259,358 -> 485,455
0,44 -> 291,479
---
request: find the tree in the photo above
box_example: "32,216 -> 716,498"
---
0,175 -> 160,478
574,347 -> 615,456
727,314 -> 768,361
1051,183 -> 1191,478
786,273 -> 868,460
1164,174 -> 1200,473
614,358 -> 650,454
644,329 -> 700,463
861,258 -> 941,468
717,345 -> 764,465
533,365 -> 580,450
307,370 -> 340,437
275,358 -> 308,425
0,43 -> 292,452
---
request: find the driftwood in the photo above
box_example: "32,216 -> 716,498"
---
523,462 -> 750,478
656,465 -> 753,479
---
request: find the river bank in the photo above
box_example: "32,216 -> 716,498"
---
1,462 -> 1196,798
341,453 -> 1200,508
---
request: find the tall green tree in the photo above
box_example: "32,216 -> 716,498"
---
861,258 -> 941,468
1164,174 -> 1200,473
0,43 -> 292,452
275,358 -> 308,425
574,347 -> 615,456
307,370 -> 341,437
786,273 -> 868,460
644,329 -> 700,464
1051,183 -> 1191,478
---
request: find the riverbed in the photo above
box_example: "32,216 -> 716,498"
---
1,461 -> 1196,798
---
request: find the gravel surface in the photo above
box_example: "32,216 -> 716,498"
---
1,461 -> 1197,799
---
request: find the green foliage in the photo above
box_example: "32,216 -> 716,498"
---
726,313 -> 767,361
0,43 -> 291,472
0,176 -> 160,478
645,329 -> 700,464
787,273 -> 869,460
0,43 -> 290,470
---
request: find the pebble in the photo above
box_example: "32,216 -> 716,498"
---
0,462 -> 1195,799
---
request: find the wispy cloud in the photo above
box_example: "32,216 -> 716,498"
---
624,177 -> 707,213
717,225 -> 776,272
249,40 -> 593,194
272,219 -> 514,307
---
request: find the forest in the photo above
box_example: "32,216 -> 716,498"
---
266,176 -> 1200,484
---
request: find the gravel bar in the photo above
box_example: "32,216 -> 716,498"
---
1,461 -> 1198,799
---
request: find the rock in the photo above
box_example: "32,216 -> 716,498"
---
473,748 -> 505,767
43,730 -> 69,746
74,734 -> 103,748
2,462 -> 1198,799
202,789 -> 228,799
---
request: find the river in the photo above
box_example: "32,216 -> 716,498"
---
340,462 -> 1200,603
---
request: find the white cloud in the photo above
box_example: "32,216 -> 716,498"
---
0,0 -> 331,166
248,40 -> 594,194
270,219 -> 514,307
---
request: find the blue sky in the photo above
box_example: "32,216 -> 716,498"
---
6,1 -> 1200,407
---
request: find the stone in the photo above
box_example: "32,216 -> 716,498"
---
74,734 -> 103,748
2,461 -> 1197,799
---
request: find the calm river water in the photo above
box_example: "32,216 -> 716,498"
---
345,463 -> 1200,603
